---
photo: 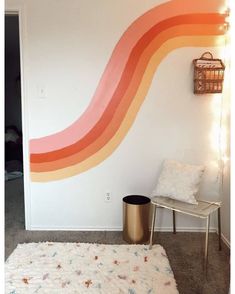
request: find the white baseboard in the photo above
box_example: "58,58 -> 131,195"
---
212,229 -> 230,248
221,233 -> 230,248
29,225 -> 217,232
154,226 -> 217,232
29,226 -> 122,231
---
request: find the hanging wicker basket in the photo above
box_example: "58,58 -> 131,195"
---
193,52 -> 225,94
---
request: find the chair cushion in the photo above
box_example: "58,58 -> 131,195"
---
152,160 -> 204,204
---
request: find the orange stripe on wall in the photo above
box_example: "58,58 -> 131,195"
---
30,24 -> 224,172
30,35 -> 225,181
30,0 -> 226,154
30,13 -> 226,165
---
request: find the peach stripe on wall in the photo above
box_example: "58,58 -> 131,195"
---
31,13 -> 225,164
30,35 -> 224,181
30,24 -> 224,172
29,0 -> 226,154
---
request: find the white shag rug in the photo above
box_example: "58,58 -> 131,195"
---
5,242 -> 179,294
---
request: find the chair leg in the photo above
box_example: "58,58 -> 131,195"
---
173,210 -> 176,234
204,215 -> 210,269
218,208 -> 222,251
149,205 -> 156,249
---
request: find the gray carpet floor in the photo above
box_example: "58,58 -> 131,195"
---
5,177 -> 230,294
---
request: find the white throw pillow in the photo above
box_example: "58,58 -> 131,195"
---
152,160 -> 204,204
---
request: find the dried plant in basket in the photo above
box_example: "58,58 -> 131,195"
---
193,52 -> 225,94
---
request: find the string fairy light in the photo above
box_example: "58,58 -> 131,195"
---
207,6 -> 230,198
217,6 -> 231,200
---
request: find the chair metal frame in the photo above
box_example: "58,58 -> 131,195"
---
149,196 -> 222,267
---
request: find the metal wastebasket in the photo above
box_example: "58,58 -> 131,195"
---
123,195 -> 150,244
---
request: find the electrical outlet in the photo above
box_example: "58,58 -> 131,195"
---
105,192 -> 112,202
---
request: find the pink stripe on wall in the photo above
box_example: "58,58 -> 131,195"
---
30,0 -> 225,154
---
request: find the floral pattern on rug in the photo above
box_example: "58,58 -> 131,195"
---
5,242 -> 179,293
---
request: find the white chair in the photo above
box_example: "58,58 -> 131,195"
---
149,196 -> 222,267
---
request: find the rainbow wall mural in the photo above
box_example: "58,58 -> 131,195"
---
30,0 -> 227,182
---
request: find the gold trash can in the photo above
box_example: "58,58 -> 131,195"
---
123,195 -> 150,244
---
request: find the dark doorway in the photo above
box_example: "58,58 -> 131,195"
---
5,14 -> 25,234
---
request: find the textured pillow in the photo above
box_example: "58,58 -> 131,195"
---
152,160 -> 204,204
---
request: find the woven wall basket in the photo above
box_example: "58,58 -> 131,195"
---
193,52 -> 225,94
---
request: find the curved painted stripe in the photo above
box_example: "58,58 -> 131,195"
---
30,24 -> 224,172
30,13 -> 225,164
30,35 -> 225,181
30,0 -> 226,153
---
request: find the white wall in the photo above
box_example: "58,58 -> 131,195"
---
221,85 -> 230,246
221,159 -> 230,246
5,0 -> 230,234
